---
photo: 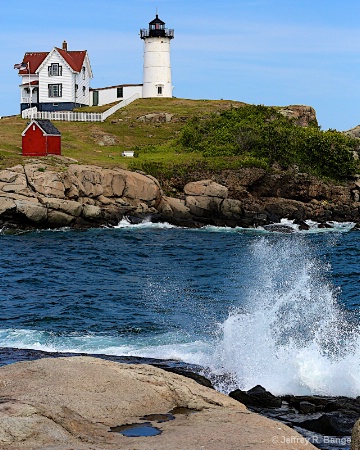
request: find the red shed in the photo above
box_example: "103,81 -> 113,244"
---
22,119 -> 61,156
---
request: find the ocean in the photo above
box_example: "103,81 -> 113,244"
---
0,219 -> 359,398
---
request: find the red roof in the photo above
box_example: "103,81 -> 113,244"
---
19,48 -> 87,74
19,52 -> 48,74
55,48 -> 87,72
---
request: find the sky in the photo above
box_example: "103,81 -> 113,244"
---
2,0 -> 360,131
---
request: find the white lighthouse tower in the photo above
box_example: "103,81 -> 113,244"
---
140,14 -> 174,98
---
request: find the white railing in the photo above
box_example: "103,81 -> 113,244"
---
102,93 -> 140,120
21,93 -> 140,122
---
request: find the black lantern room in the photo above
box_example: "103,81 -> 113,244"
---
140,14 -> 174,39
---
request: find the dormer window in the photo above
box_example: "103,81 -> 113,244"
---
48,63 -> 62,76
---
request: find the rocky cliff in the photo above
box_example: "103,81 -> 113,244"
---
0,159 -> 359,231
0,161 -> 162,230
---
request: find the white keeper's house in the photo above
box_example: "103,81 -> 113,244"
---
16,14 -> 174,114
17,41 -> 93,113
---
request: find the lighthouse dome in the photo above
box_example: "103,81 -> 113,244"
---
140,14 -> 174,39
148,14 -> 166,37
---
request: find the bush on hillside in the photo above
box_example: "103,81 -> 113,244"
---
177,105 -> 359,179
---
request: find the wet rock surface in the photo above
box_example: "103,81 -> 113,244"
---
229,386 -> 360,449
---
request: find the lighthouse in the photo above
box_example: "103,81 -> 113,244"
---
140,14 -> 174,98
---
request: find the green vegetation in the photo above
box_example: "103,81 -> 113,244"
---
176,105 -> 359,180
0,99 -> 358,181
0,98 -> 242,170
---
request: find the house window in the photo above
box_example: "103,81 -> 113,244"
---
75,84 -> 79,91
48,84 -> 62,97
82,86 -> 86,95
117,87 -> 123,98
82,67 -> 86,80
157,85 -> 163,95
48,63 -> 62,76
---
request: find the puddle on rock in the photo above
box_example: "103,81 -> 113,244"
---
140,413 -> 175,423
109,408 -> 199,437
109,422 -> 162,437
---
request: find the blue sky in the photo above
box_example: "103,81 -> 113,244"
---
2,0 -> 360,130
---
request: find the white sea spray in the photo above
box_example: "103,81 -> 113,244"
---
208,237 -> 360,396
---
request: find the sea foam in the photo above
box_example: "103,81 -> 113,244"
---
208,237 -> 360,396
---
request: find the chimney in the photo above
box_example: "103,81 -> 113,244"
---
62,40 -> 68,51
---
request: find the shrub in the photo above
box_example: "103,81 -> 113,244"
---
176,105 -> 359,179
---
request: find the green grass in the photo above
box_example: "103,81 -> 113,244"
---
1,98 -> 356,182
0,98 -> 245,170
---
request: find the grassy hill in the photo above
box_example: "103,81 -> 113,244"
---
0,98 -> 244,171
0,98 -> 358,182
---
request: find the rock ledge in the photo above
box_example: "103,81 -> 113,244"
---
0,356 -> 315,449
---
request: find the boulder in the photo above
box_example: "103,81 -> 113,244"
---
92,132 -> 119,146
230,385 -> 282,409
184,180 -> 228,198
137,113 -> 174,123
0,356 -> 315,449
344,125 -> 360,139
0,169 -> 20,183
122,171 -> 161,205
278,105 -> 317,127
25,165 -> 65,198
298,411 -> 358,436
299,401 -> 316,414
15,200 -> 47,224
111,173 -> 126,197
82,204 -> 102,220
158,196 -> 191,220
47,210 -> 74,227
185,195 -> 223,218
40,198 -> 82,217
99,171 -> 126,197
67,165 -> 104,198
263,198 -> 306,222
352,418 -> 360,450
0,197 -> 16,216
1,171 -> 27,194
221,198 -> 243,218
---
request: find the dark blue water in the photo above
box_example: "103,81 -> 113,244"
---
0,220 -> 359,396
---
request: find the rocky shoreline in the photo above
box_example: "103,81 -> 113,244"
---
0,349 -> 359,449
1,160 -> 359,448
0,352 -> 318,450
0,159 -> 360,231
